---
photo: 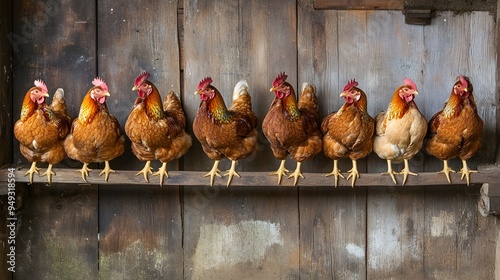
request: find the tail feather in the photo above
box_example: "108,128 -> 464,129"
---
229,80 -> 252,112
298,82 -> 318,118
163,90 -> 183,112
50,88 -> 71,124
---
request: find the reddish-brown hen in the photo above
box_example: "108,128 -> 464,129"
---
14,80 -> 71,184
321,79 -> 374,187
262,72 -> 322,186
193,77 -> 258,187
426,76 -> 483,185
64,77 -> 125,181
125,72 -> 192,185
373,78 -> 427,185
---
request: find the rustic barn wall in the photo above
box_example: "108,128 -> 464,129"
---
4,0 -> 499,279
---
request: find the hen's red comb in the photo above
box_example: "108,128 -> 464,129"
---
343,79 -> 358,92
92,77 -> 109,92
458,76 -> 468,88
403,78 -> 417,90
198,77 -> 213,90
272,72 -> 288,87
34,79 -> 48,93
134,71 -> 150,87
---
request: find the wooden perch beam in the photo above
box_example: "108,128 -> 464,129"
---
0,164 -> 499,194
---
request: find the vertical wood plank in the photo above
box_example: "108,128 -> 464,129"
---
183,0 -> 299,278
96,1 -> 183,278
1,0 -> 13,279
12,0 -> 99,279
297,3 -> 367,279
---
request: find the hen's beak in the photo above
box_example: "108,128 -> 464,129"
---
339,92 -> 347,97
270,86 -> 277,92
413,90 -> 419,95
194,90 -> 201,95
42,92 -> 50,98
104,91 -> 110,97
132,86 -> 138,91
464,88 -> 468,92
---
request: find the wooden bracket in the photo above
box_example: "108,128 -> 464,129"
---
479,183 -> 500,217
402,8 -> 432,25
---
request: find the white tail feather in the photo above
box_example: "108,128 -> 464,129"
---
54,88 -> 64,99
232,80 -> 249,100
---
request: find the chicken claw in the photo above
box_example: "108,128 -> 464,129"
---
270,160 -> 289,185
136,161 -> 153,182
459,159 -> 477,186
382,159 -> 398,185
153,162 -> 169,186
437,159 -> 456,183
99,161 -> 116,182
325,160 -> 344,187
204,160 -> 222,186
40,164 -> 56,185
223,160 -> 241,187
24,162 -> 40,184
399,159 -> 418,185
288,162 -> 304,186
346,159 -> 359,188
76,163 -> 92,182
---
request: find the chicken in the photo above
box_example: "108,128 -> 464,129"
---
125,72 -> 192,185
64,77 -> 125,182
373,78 -> 427,185
14,80 -> 71,184
321,79 -> 374,187
426,76 -> 483,185
262,72 -> 322,186
193,77 -> 258,187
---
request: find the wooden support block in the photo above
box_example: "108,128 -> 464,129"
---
478,183 -> 500,217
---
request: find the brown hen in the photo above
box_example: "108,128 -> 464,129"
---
64,77 -> 125,181
193,78 -> 258,187
125,72 -> 192,185
426,76 -> 483,185
321,79 -> 374,187
14,80 -> 71,184
262,72 -> 322,186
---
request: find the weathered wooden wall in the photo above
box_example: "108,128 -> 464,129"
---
2,0 -> 499,279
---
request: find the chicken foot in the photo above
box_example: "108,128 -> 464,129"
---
347,159 -> 360,188
76,163 -> 92,182
382,159 -> 398,185
223,160 -> 241,187
153,162 -> 169,186
288,161 -> 304,186
24,162 -> 40,184
325,159 -> 344,187
204,160 -> 222,186
136,160 -> 153,182
437,159 -> 455,183
459,159 -> 477,186
399,159 -> 418,185
270,160 -> 289,185
99,161 -> 116,182
40,164 -> 56,185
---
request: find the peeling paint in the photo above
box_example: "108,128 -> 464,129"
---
192,220 -> 284,274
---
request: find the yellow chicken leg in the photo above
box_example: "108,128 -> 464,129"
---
99,161 -> 116,182
153,162 -> 169,186
76,163 -> 92,182
24,162 -> 40,184
223,160 -> 241,187
136,160 -> 153,182
437,159 -> 455,183
399,159 -> 418,185
270,160 -> 289,185
40,164 -> 56,185
325,159 -> 344,187
347,159 -> 360,188
204,160 -> 222,186
459,159 -> 477,186
382,159 -> 397,185
288,161 -> 304,186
